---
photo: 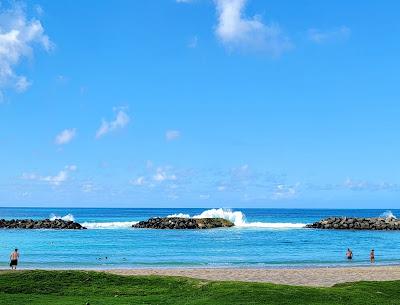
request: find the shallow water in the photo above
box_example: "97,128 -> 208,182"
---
0,208 -> 399,268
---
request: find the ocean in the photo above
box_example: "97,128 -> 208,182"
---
0,207 -> 399,269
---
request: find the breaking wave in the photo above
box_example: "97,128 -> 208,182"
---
67,208 -> 305,230
380,211 -> 397,219
171,208 -> 305,229
49,213 -> 75,222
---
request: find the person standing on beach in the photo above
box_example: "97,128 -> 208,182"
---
346,248 -> 353,260
370,249 -> 375,263
10,249 -> 19,270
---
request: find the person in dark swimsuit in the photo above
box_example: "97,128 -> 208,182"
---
370,249 -> 375,263
346,248 -> 353,260
10,249 -> 19,270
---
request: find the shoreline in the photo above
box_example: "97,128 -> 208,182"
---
107,265 -> 400,286
2,265 -> 400,287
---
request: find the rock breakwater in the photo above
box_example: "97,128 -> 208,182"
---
0,219 -> 86,229
132,217 -> 234,229
306,217 -> 400,230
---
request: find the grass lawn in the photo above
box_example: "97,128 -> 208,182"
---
0,270 -> 399,305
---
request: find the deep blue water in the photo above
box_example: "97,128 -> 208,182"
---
0,207 -> 399,269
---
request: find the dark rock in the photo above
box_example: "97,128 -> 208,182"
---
132,217 -> 234,229
306,217 -> 400,231
0,219 -> 86,230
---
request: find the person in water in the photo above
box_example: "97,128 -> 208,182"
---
370,249 -> 375,263
346,248 -> 353,260
10,249 -> 19,270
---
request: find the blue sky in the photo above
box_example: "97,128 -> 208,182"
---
0,0 -> 399,208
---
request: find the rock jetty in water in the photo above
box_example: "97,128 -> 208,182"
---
306,217 -> 400,230
133,217 -> 234,229
0,219 -> 86,230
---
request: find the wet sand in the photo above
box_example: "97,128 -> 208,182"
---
107,266 -> 400,287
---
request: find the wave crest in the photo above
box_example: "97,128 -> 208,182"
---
380,210 -> 397,219
49,213 -> 75,222
171,208 -> 305,229
82,221 -> 138,229
63,209 -> 305,230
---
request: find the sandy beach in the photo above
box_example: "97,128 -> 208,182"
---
107,266 -> 400,287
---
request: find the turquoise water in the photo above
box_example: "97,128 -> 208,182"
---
0,208 -> 399,269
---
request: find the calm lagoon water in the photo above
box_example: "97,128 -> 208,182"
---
0,207 -> 399,269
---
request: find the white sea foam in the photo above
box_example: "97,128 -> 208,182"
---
380,210 -> 397,219
49,213 -> 75,222
193,208 -> 246,225
82,221 -> 139,229
82,208 -> 305,230
167,213 -> 190,218
181,208 -> 305,229
49,213 -> 138,229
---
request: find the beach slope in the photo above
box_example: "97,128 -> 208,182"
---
108,266 -> 400,287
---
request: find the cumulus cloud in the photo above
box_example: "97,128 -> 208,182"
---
166,130 -> 181,141
96,108 -> 130,139
308,26 -> 350,44
21,165 -> 77,186
0,4 -> 52,97
214,0 -> 291,55
42,170 -> 68,186
55,128 -> 76,145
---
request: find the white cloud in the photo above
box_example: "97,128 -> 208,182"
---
15,76 -> 30,92
130,165 -> 180,190
153,167 -> 177,182
166,130 -> 181,141
272,183 -> 298,200
42,170 -> 68,186
65,165 -> 77,171
55,128 -> 76,145
308,26 -> 350,44
0,4 -> 53,96
214,0 -> 291,55
176,0 -> 194,3
96,108 -> 130,139
130,176 -> 146,186
21,165 -> 77,186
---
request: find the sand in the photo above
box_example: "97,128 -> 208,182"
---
107,266 -> 400,287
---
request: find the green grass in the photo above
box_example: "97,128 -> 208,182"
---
0,270 -> 399,305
